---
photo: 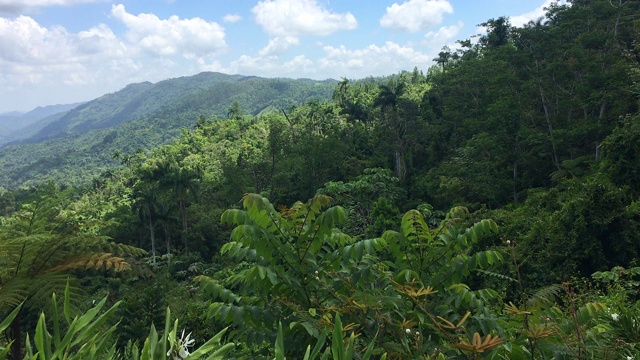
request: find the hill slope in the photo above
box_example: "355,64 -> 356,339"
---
0,103 -> 83,144
0,72 -> 337,188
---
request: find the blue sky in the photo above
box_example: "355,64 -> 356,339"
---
0,0 -> 566,113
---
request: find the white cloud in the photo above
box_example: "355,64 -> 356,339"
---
196,58 -> 229,73
319,42 -> 431,74
424,21 -> 463,47
111,4 -> 227,58
234,55 -> 278,73
252,0 -> 357,37
210,38 -> 434,81
0,16 -> 125,67
0,14 -> 144,111
223,14 -> 242,23
230,53 -> 313,76
0,0 -> 101,13
251,0 -> 357,54
0,16 -> 65,64
380,0 -> 453,32
258,36 -> 299,56
510,0 -> 569,28
284,55 -> 313,72
0,6 -> 234,111
76,24 -> 123,56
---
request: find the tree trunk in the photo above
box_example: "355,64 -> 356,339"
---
513,160 -> 519,204
180,202 -> 188,253
395,149 -> 406,181
164,224 -> 171,260
280,108 -> 297,143
595,102 -> 606,162
538,86 -> 561,171
149,217 -> 156,265
10,310 -> 21,360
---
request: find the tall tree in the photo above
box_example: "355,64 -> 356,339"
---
131,181 -> 161,264
158,163 -> 200,253
374,78 -> 409,180
433,47 -> 453,71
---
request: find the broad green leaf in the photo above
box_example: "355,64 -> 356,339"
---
161,308 -> 172,360
309,331 -> 327,360
331,314 -> 344,360
34,312 -> 52,360
0,303 -> 22,334
274,322 -> 285,360
188,327 -> 233,359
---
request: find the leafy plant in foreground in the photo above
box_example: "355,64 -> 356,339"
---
0,191 -> 144,359
273,313 -> 386,360
0,284 -> 235,360
199,193 -> 504,358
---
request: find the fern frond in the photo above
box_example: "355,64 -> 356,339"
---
102,242 -> 147,257
526,284 -> 564,309
535,340 -> 572,357
27,273 -> 76,306
0,280 -> 30,309
49,253 -> 132,272
576,302 -> 607,325
475,269 -> 517,282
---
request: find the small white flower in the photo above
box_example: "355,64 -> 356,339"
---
168,329 -> 196,359
405,328 -> 411,334
415,331 -> 420,336
183,331 -> 195,347
626,356 -> 632,360
612,313 -> 620,321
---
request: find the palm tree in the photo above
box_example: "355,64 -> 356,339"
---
433,49 -> 452,71
374,78 -> 408,180
332,77 -> 350,107
158,163 -> 201,253
131,181 -> 161,265
155,200 -> 180,260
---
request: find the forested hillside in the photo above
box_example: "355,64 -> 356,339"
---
1,1 -> 640,359
0,73 -> 336,188
0,103 -> 83,145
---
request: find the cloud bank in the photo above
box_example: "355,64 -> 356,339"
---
380,0 -> 453,32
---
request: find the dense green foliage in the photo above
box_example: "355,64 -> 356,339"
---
0,73 -> 336,189
0,103 -> 83,145
2,1 -> 640,358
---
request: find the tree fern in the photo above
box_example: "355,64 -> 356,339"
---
0,192 -> 144,359
525,284 -> 564,310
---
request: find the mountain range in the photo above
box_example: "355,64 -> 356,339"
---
0,72 -> 337,189
0,103 -> 85,145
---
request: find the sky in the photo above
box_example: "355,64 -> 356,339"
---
0,0 -> 566,113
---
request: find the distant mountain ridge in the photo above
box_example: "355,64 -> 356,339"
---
0,72 -> 337,188
0,103 -> 84,144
